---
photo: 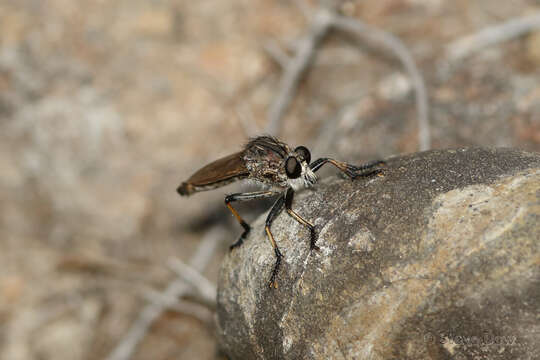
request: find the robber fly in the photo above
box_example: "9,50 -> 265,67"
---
177,136 -> 385,288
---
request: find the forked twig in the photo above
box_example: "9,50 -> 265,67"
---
265,8 -> 334,136
330,15 -> 430,151
264,5 -> 430,150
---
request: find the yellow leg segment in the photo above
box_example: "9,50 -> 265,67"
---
265,226 -> 280,289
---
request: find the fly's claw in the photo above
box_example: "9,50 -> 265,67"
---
269,277 -> 278,289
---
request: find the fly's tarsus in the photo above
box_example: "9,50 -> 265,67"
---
310,227 -> 320,251
269,247 -> 282,289
346,160 -> 386,179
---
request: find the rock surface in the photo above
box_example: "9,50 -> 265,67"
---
217,148 -> 540,360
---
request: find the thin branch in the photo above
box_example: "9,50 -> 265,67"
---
263,40 -> 292,69
330,15 -> 430,151
106,226 -> 224,360
167,257 -> 217,303
142,287 -> 213,324
446,13 -> 540,61
264,8 -> 334,136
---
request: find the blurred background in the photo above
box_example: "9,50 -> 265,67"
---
1,0 -> 539,359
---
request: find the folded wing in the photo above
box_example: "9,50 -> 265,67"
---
177,151 -> 249,196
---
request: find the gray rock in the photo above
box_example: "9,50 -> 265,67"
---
216,148 -> 540,360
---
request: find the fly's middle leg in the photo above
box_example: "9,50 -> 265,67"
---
225,191 -> 277,250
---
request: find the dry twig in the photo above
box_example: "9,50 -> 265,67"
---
167,257 -> 217,303
330,15 -> 430,151
447,12 -> 540,61
264,4 -> 430,150
264,8 -> 334,136
142,287 -> 213,324
263,40 -> 292,69
106,226 -> 223,360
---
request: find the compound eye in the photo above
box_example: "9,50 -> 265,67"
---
285,156 -> 302,179
294,146 -> 311,164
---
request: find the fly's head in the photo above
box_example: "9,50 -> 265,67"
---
284,145 -> 317,190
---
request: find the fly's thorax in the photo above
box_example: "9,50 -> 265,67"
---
243,151 -> 289,188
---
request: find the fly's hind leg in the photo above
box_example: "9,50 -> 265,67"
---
225,191 -> 277,250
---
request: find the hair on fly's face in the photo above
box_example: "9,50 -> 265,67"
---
283,146 -> 317,190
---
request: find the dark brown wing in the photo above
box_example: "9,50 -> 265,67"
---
177,151 -> 249,196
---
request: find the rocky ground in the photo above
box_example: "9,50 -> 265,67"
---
217,148 -> 540,359
1,1 -> 539,359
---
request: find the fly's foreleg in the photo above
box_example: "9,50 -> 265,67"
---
265,196 -> 285,288
310,158 -> 386,179
284,188 -> 319,251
